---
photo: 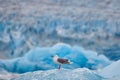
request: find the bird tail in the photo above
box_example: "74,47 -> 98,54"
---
68,61 -> 73,64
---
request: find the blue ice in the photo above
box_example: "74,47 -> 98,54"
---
0,43 -> 111,73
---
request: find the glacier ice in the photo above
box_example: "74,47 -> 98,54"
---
0,0 -> 120,60
0,43 -> 111,73
0,0 -> 120,80
12,68 -> 102,80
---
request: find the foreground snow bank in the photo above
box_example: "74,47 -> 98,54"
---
12,60 -> 120,80
13,68 -> 102,80
0,60 -> 119,80
0,43 -> 111,73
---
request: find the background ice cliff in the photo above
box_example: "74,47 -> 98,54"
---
0,0 -> 120,60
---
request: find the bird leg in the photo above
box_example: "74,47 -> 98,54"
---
58,64 -> 61,69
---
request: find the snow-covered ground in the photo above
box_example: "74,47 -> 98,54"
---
13,68 -> 102,80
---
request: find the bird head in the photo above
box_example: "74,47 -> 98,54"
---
51,54 -> 59,58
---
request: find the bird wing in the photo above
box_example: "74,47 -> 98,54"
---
57,58 -> 69,64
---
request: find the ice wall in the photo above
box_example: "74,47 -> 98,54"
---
0,0 -> 120,60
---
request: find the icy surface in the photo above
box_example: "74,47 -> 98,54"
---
12,60 -> 120,80
13,68 -> 102,80
0,43 -> 111,73
99,60 -> 120,78
0,0 -> 120,60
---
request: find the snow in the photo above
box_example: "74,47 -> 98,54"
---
11,60 -> 120,80
0,43 -> 111,73
13,68 -> 102,80
99,60 -> 120,78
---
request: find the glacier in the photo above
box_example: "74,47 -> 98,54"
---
0,43 -> 111,73
0,0 -> 120,80
0,0 -> 120,60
